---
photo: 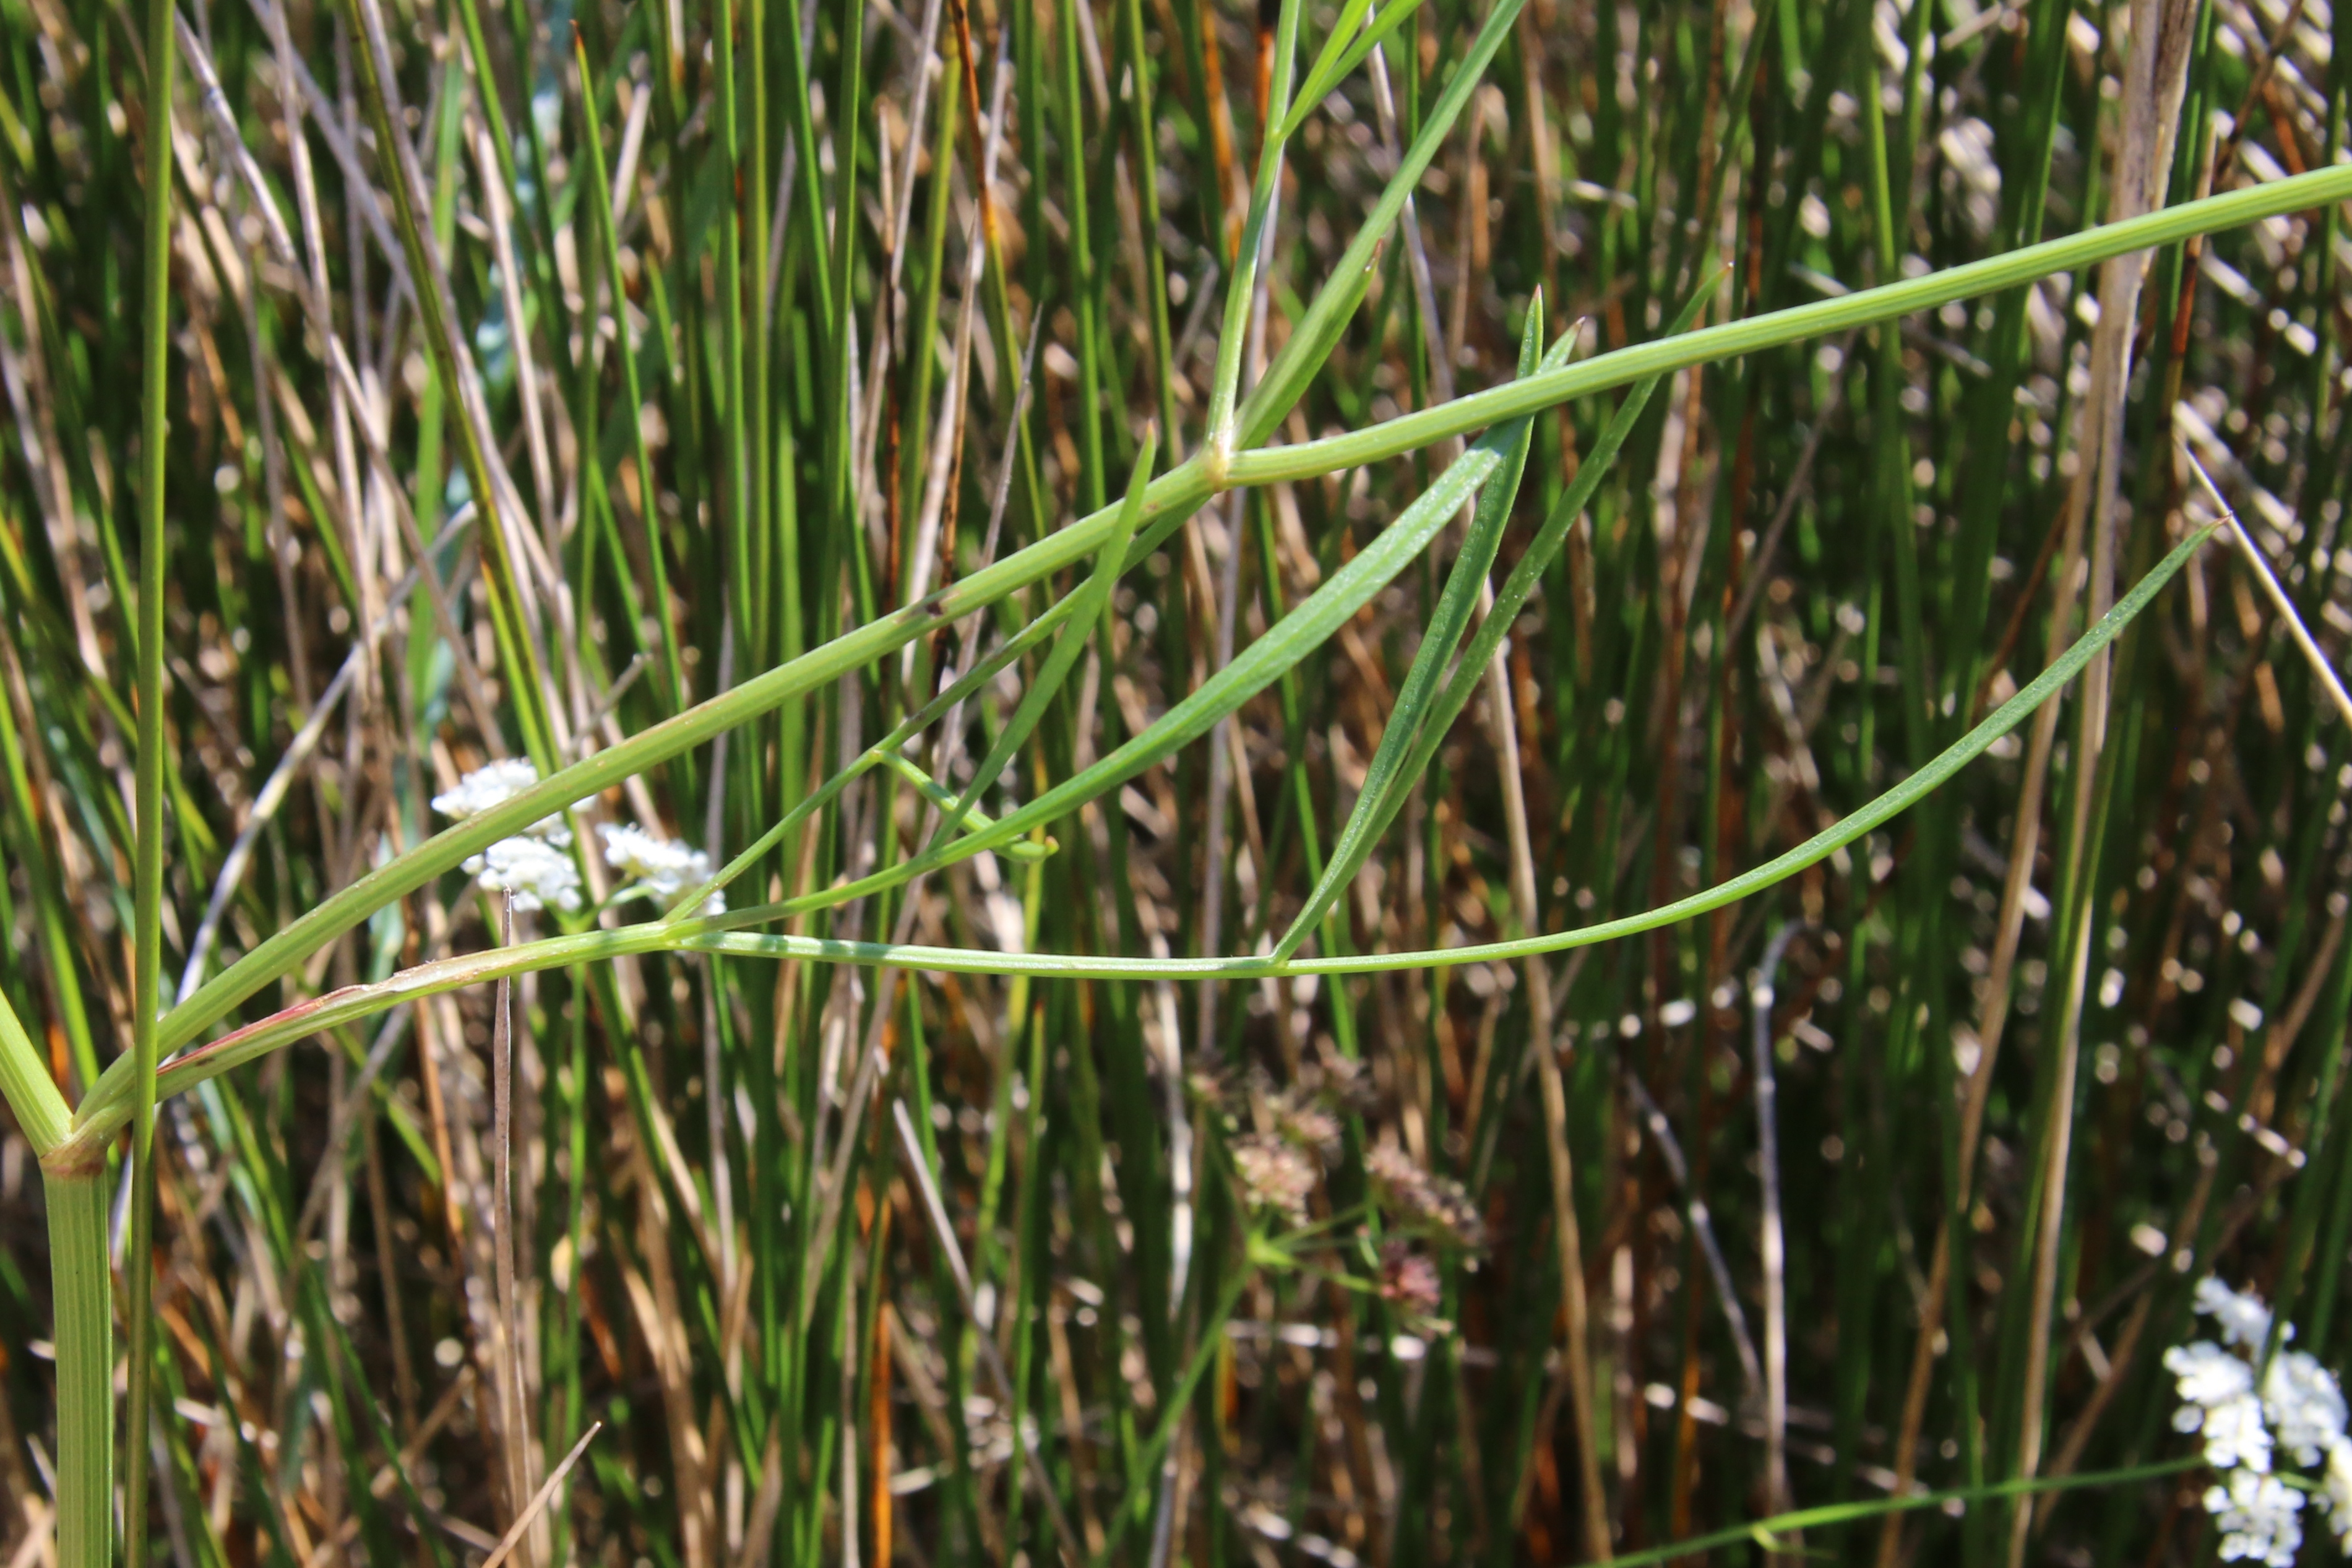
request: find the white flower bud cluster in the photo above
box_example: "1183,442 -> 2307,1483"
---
598,822 -> 724,913
429,759 -> 572,846
433,761 -> 582,914
2166,1277 -> 2352,1566
463,836 -> 584,914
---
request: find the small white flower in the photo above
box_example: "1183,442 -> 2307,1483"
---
2264,1350 -> 2348,1467
598,822 -> 723,911
2170,1340 -> 2257,1419
2321,1436 -> 2352,1546
2204,1467 -> 2304,1567
432,758 -> 538,816
2202,1391 -> 2277,1475
432,760 -> 571,846
2167,1280 -> 2348,1560
2197,1278 -> 2280,1351
462,836 -> 583,914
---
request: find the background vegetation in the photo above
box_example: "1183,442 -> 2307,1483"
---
2,0 -> 2352,1562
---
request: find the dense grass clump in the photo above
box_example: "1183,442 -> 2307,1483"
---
8,0 -> 2352,1562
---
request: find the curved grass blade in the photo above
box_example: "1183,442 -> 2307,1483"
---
1281,0 -> 1383,138
1202,0 -> 1306,454
1277,280 -> 1717,960
1271,0 -> 1426,147
1594,1457 -> 2196,1568
1239,0 -> 1524,449
1272,295 -> 1559,960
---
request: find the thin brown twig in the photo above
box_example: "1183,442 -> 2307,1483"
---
2006,10 -> 2200,1566
2182,448 -> 2352,730
475,1423 -> 603,1568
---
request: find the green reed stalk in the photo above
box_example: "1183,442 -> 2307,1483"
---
124,0 -> 179,1549
46,1170 -> 113,1568
1,983 -> 101,1566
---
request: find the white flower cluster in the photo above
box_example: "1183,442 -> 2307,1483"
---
429,759 -> 572,845
465,835 -> 583,914
433,761 -> 582,914
2166,1277 -> 2352,1566
598,823 -> 723,913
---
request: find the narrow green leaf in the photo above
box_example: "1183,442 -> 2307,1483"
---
1202,0 -> 1307,451
1273,295 -> 1559,960
1286,280 -> 1719,961
1277,0 -> 1385,142
1272,0 -> 1427,147
738,424 -> 1527,921
1240,0 -> 1525,447
931,426 -> 1161,855
877,752 -> 1056,863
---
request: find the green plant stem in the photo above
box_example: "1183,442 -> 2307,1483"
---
105,159 -> 2340,1139
572,28 -> 686,714
64,522 -> 2213,1163
44,1165 -> 113,1568
126,0 -> 178,1545
0,984 -> 67,1155
1231,165 -> 2352,485
1596,1455 -> 2197,1568
715,0 -> 754,657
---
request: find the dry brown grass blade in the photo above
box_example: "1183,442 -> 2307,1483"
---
1751,923 -> 1800,1540
624,1186 -> 717,1568
2182,447 -> 2352,731
2004,8 -> 2200,1567
476,1422 -> 603,1568
1510,656 -> 1612,1566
